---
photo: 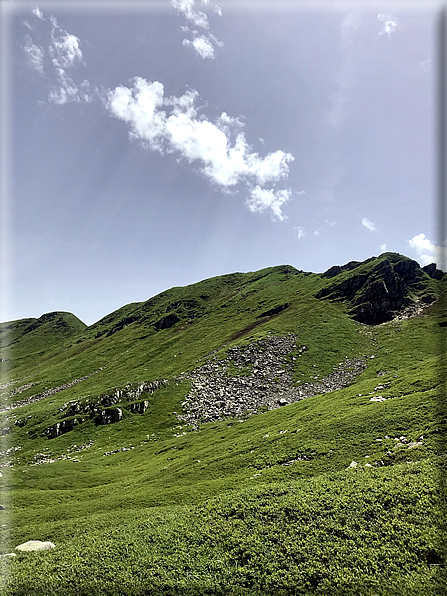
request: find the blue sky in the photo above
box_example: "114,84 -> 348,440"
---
2,0 -> 444,325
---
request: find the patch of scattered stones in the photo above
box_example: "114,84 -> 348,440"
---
0,446 -> 21,468
30,441 -> 94,465
176,334 -> 366,426
348,433 -> 425,469
0,369 -> 106,414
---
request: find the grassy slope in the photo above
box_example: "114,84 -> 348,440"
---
0,255 -> 445,595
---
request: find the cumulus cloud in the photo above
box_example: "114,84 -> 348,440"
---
104,78 -> 294,218
294,226 -> 307,239
172,0 -> 223,59
361,217 -> 376,231
24,34 -> 45,74
378,13 -> 398,38
408,233 -> 446,268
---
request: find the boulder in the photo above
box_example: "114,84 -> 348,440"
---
16,540 -> 55,552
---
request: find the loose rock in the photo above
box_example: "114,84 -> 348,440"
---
16,541 -> 55,552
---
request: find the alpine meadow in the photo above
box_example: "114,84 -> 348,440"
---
0,252 -> 446,595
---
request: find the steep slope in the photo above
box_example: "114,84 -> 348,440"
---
0,253 -> 445,596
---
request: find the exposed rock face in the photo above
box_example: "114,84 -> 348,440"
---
258,303 -> 290,318
154,313 -> 180,330
422,263 -> 444,280
316,256 -> 439,325
322,258 -> 374,279
176,334 -> 366,427
97,408 -> 122,425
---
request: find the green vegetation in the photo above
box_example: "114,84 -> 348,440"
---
0,253 -> 445,595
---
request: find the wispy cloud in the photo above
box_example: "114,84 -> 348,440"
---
32,6 -> 44,20
409,233 -> 446,268
172,0 -> 209,29
49,29 -> 83,69
380,243 -> 387,251
294,226 -> 307,240
23,8 -> 92,105
377,13 -> 398,38
361,217 -> 376,231
418,59 -> 431,73
24,34 -> 45,74
172,0 -> 223,59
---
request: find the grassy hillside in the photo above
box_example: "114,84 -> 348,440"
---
0,253 -> 445,595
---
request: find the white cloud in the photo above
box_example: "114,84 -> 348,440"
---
408,233 -> 446,268
171,0 -> 209,29
49,31 -> 83,69
361,217 -> 376,231
183,35 -> 215,59
378,14 -> 398,38
214,5 -> 222,17
380,243 -> 387,251
294,226 -> 307,240
104,78 -> 294,219
105,78 -> 293,186
32,6 -> 44,20
246,187 -> 291,221
172,0 -> 223,59
295,190 -> 306,195
24,34 -> 45,74
49,77 -> 91,105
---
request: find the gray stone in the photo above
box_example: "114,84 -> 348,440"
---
16,540 -> 55,552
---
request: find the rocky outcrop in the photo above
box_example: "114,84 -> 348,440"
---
316,255 -> 439,325
422,263 -> 444,280
176,334 -> 366,427
96,408 -> 122,425
258,303 -> 290,318
322,258 -> 374,279
154,313 -> 180,330
45,379 -> 167,438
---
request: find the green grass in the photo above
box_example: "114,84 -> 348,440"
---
0,254 -> 445,595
